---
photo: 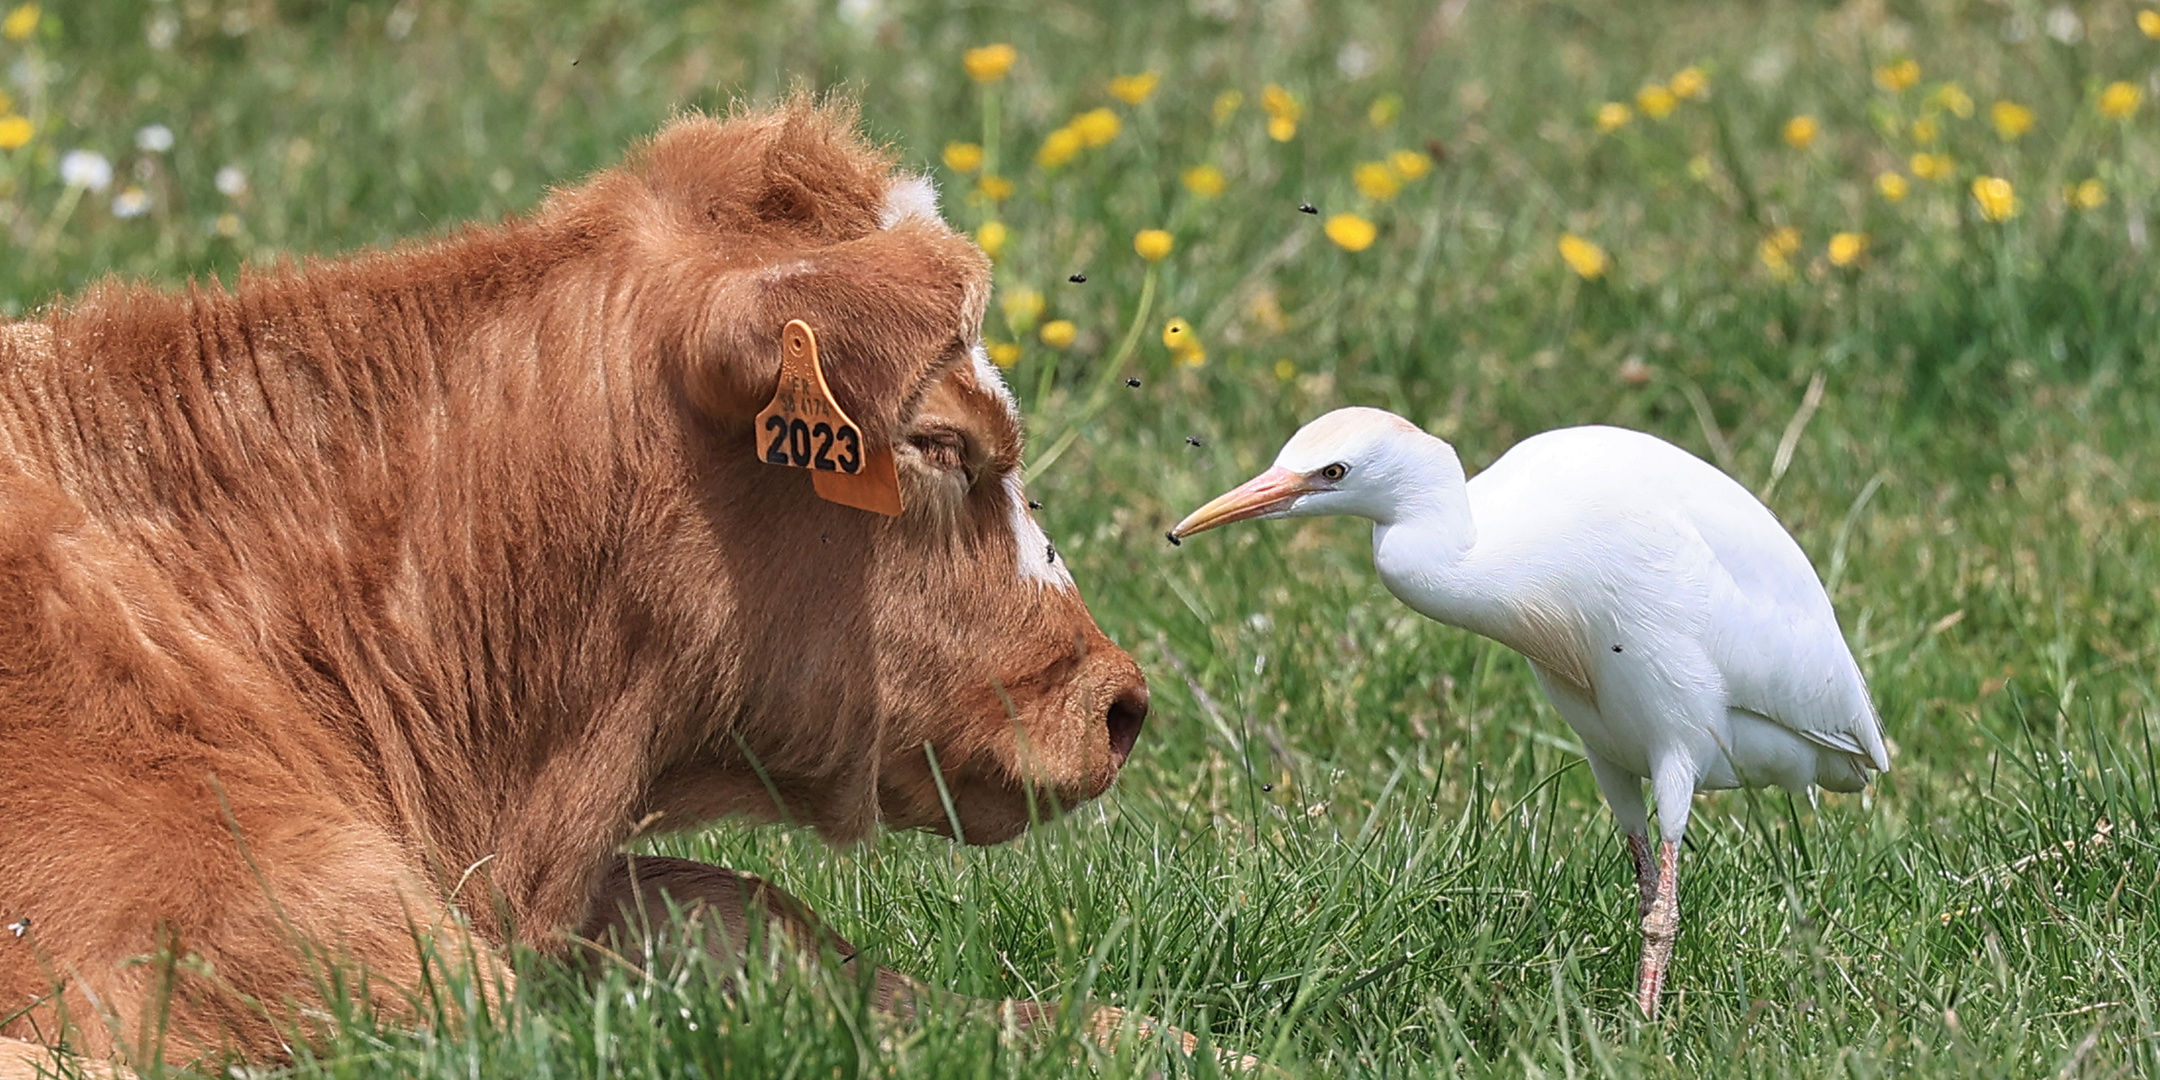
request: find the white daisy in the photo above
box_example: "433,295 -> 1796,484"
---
59,150 -> 113,193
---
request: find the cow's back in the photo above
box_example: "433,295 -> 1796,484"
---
0,306 -> 457,1060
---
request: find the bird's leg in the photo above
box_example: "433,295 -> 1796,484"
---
1637,761 -> 1696,1018
1635,839 -> 1680,1017
1585,754 -> 1655,918
1625,832 -> 1659,919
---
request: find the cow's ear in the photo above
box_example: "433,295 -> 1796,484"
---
690,221 -> 992,449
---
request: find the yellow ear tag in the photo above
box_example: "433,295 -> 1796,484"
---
754,320 -> 904,516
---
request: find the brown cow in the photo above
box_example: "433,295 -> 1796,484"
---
0,98 -> 1167,1074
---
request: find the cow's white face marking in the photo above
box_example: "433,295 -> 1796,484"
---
969,343 -> 1018,420
1005,472 -> 1073,589
966,345 -> 1071,590
879,175 -> 943,229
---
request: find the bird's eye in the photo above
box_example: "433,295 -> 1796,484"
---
1320,463 -> 1349,482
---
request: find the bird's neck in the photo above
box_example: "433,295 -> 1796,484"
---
1369,434 -> 1474,541
1369,438 -> 1483,607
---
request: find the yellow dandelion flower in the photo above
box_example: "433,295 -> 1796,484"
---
1352,161 -> 1401,202
988,343 -> 1022,368
2069,178 -> 2107,210
1,4 -> 37,41
1758,227 -> 1801,278
1686,154 -> 1713,181
976,221 -> 1009,259
1039,319 -> 1077,349
963,44 -> 1017,83
1261,83 -> 1301,121
1369,93 -> 1402,128
1071,107 -> 1121,148
1134,228 -> 1173,261
1874,59 -> 1920,93
1325,213 -> 1378,252
1990,101 -> 2033,141
1161,318 -> 1193,349
1934,82 -> 1973,118
1827,232 -> 1868,268
1636,84 -> 1678,120
1107,71 -> 1159,106
1036,127 -> 1083,168
1669,66 -> 1709,100
0,114 -> 31,151
2100,81 -> 2143,120
1001,287 -> 1044,332
1262,84 -> 1301,142
2143,9 -> 2160,38
1909,152 -> 1953,181
1595,102 -> 1632,133
1181,164 -> 1227,198
1212,89 -> 1243,125
1782,115 -> 1818,149
1911,116 -> 1937,144
1174,344 -> 1207,368
1071,106 -> 1123,147
1273,358 -> 1297,382
1970,176 -> 2016,221
214,212 -> 242,239
942,142 -> 984,174
1557,232 -> 1608,279
1389,150 -> 1432,181
978,175 -> 1014,201
1759,226 -> 1801,262
1876,172 -> 1910,202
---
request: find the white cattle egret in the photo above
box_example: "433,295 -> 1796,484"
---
1171,406 -> 1886,1015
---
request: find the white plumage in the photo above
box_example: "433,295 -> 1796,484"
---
1171,406 -> 1887,1015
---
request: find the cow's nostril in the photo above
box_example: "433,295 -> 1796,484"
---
1104,686 -> 1147,768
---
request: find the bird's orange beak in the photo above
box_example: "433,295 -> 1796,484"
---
1170,466 -> 1312,540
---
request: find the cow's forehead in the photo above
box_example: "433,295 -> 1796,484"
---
959,345 -> 1023,460
873,175 -> 1065,588
870,173 -> 1020,456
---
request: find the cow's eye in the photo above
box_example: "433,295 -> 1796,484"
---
1320,462 -> 1349,482
909,428 -> 974,480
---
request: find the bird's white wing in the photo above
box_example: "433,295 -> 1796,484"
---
1676,471 -> 1889,772
1476,427 -> 1886,773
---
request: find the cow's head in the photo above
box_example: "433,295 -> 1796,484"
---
580,101 -> 1145,846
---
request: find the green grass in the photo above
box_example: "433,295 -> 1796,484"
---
7,0 -> 2160,1075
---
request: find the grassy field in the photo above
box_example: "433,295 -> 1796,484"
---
7,0 -> 2160,1076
